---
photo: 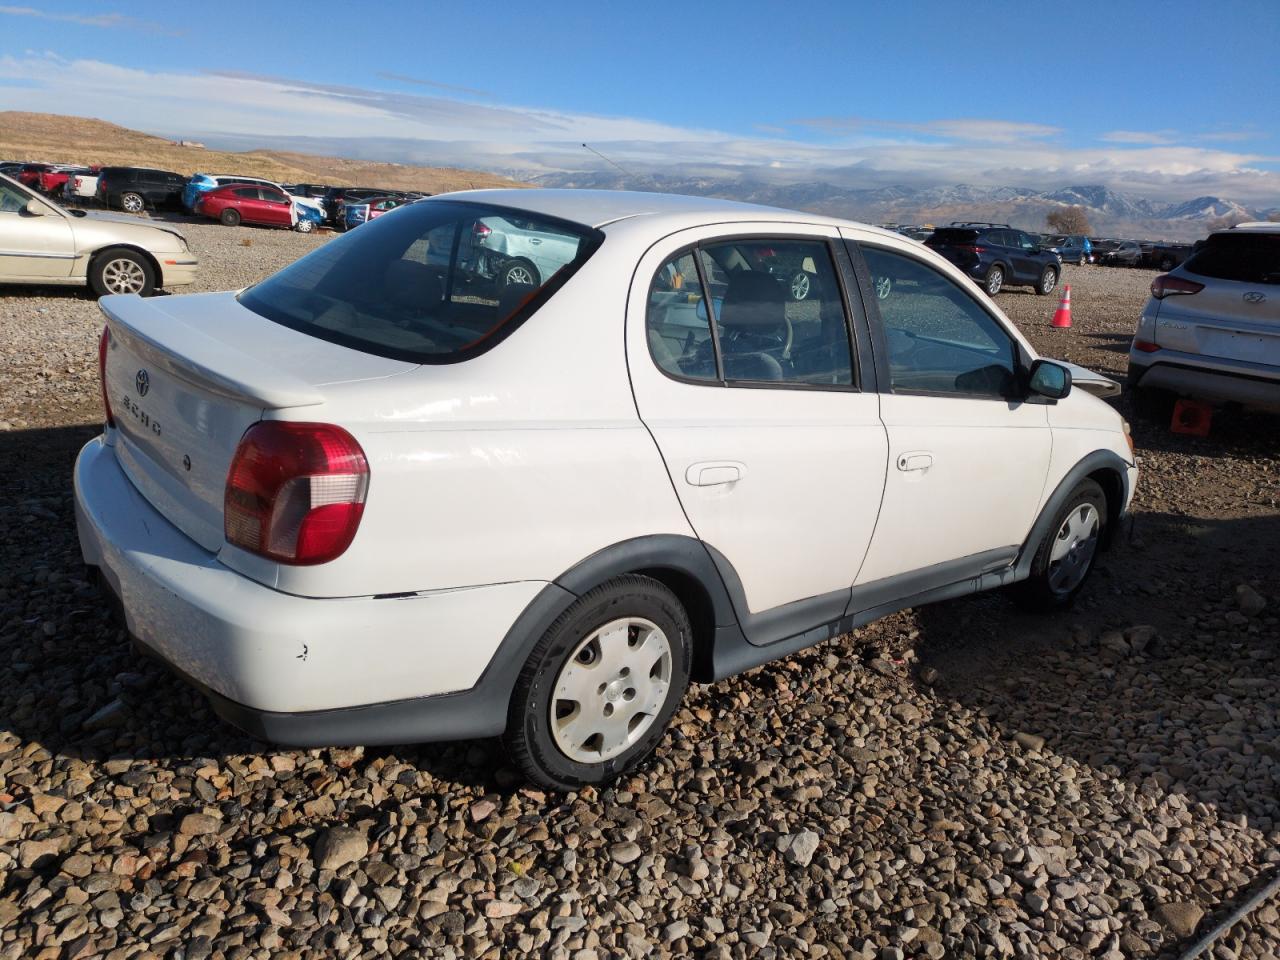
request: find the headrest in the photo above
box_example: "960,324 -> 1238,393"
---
719,272 -> 785,331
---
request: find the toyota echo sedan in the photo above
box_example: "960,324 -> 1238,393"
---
75,190 -> 1136,789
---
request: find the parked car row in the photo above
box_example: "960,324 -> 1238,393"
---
925,222 -> 1064,296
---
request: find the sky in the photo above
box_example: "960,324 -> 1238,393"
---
1,0 -> 1277,201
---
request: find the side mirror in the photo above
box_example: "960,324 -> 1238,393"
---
24,198 -> 46,216
1028,359 -> 1072,401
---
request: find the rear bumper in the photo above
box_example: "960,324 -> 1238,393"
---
1128,350 -> 1280,411
73,435 -> 548,744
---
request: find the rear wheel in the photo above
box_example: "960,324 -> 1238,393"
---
501,258 -> 540,289
294,217 -> 315,233
1011,478 -> 1106,611
984,265 -> 1004,296
1037,266 -> 1059,295
789,270 -> 812,301
119,192 -> 145,214
504,576 -> 692,790
219,208 -> 241,227
89,248 -> 155,297
1159,256 -> 1175,271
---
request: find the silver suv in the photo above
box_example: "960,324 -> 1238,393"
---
1127,223 -> 1279,411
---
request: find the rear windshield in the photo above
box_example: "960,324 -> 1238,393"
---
926,229 -> 979,245
1183,232 -> 1280,285
239,200 -> 604,363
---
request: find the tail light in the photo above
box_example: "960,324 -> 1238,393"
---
98,326 -> 115,428
1150,275 -> 1203,299
472,221 -> 492,240
224,422 -> 369,565
955,244 -> 987,255
73,176 -> 82,190
1133,340 -> 1160,353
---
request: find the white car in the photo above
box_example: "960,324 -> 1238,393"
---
74,190 -> 1136,788
0,174 -> 197,295
63,171 -> 100,203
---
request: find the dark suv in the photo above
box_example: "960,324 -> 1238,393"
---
925,222 -> 1063,296
96,167 -> 188,214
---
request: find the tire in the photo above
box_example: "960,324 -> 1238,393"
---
89,247 -> 156,297
119,192 -> 145,214
1011,479 -> 1107,612
501,258 -> 540,289
1159,257 -> 1175,272
1036,266 -> 1058,296
503,575 -> 692,791
294,217 -> 315,233
219,208 -> 241,227
789,270 -> 812,301
1130,383 -> 1176,423
984,265 -> 1004,296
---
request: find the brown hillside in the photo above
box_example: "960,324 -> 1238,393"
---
0,112 -> 526,193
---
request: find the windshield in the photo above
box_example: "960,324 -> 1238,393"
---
239,200 -> 604,363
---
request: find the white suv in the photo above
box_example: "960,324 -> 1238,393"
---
74,190 -> 1137,789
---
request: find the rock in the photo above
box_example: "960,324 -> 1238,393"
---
374,886 -> 402,911
178,813 -> 220,837
918,666 -> 939,685
1025,892 -> 1048,914
19,838 -> 61,868
1124,624 -> 1157,653
1236,584 -> 1267,617
610,842 -> 642,864
783,830 -> 820,867
1014,732 -> 1046,753
61,853 -> 93,878
312,827 -> 368,871
469,798 -> 497,822
663,920 -> 690,943
484,899 -> 522,918
891,702 -> 921,723
1154,902 -> 1204,938
1099,631 -> 1130,657
82,699 -> 127,731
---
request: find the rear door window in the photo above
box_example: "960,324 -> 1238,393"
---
239,200 -> 603,363
1184,233 -> 1280,284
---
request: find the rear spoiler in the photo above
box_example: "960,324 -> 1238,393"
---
99,294 -> 325,409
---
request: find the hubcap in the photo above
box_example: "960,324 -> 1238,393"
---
1048,503 -> 1100,596
875,275 -> 892,300
506,264 -> 534,286
550,617 -> 673,763
122,195 -> 142,212
1043,271 -> 1056,293
988,270 -> 1002,294
790,272 -> 811,300
102,258 -> 146,294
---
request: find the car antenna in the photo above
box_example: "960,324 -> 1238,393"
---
581,143 -> 642,186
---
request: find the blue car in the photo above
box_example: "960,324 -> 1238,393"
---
1046,235 -> 1091,265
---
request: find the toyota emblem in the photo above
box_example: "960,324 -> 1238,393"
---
135,369 -> 150,396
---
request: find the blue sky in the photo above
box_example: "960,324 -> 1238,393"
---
1,0 -> 1277,200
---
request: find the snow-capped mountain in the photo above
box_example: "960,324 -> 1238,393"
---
534,173 -> 1267,240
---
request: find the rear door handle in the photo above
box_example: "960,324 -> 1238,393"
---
686,461 -> 745,486
896,451 -> 933,472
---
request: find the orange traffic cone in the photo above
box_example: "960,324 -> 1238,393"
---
1171,398 -> 1212,437
1051,285 -> 1073,328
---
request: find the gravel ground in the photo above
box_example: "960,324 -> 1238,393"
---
1,225 -> 1278,960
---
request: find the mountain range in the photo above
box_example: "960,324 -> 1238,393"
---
534,173 -> 1272,241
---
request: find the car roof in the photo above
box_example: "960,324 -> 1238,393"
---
427,188 -> 868,231
1219,221 -> 1280,234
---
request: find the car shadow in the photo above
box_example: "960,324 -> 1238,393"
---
912,509 -> 1280,830
0,423 -> 500,790
1083,332 -> 1134,354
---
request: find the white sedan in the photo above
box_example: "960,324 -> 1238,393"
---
74,190 -> 1136,788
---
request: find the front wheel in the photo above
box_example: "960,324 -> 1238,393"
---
984,265 -> 1004,296
1011,479 -> 1106,611
1036,266 -> 1059,295
219,208 -> 241,227
89,248 -> 156,297
503,576 -> 692,790
119,192 -> 145,214
1159,257 -> 1175,271
294,217 -> 315,233
789,270 -> 812,301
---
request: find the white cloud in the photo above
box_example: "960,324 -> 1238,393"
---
1102,130 -> 1177,145
0,5 -> 178,34
0,53 -> 1275,203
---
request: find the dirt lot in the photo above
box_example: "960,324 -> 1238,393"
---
0,223 -> 1277,960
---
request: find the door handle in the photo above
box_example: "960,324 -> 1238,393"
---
686,461 -> 745,487
896,452 -> 933,472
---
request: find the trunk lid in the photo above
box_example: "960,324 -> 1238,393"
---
1155,276 -> 1280,366
100,291 -> 416,552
